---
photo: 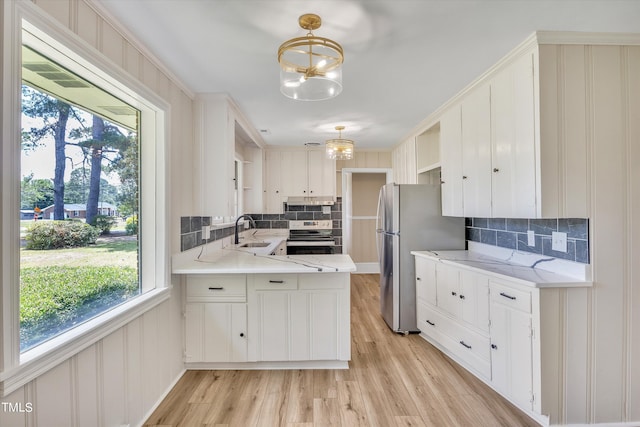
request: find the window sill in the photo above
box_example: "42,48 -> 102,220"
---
0,286 -> 172,397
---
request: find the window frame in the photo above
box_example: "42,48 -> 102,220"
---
1,2 -> 171,396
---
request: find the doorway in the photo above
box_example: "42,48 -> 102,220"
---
342,168 -> 393,273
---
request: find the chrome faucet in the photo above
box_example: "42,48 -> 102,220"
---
234,214 -> 256,244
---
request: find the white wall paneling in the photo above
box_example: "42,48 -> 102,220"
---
0,1 -> 187,426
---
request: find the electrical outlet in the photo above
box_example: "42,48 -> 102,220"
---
552,231 -> 567,253
527,230 -> 535,246
201,225 -> 210,241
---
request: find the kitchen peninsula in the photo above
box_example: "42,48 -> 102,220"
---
172,231 -> 356,370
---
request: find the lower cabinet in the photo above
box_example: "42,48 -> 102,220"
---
414,254 -> 549,423
490,287 -> 534,411
184,274 -> 248,363
247,273 -> 350,362
184,272 -> 350,365
185,302 -> 247,363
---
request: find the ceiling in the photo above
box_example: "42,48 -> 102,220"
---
97,0 -> 640,150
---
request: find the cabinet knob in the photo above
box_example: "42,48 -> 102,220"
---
240,333 -> 245,338
451,291 -> 457,296
491,343 -> 498,350
462,176 -> 468,180
459,294 -> 465,300
416,277 -> 421,281
493,168 -> 500,173
440,180 -> 445,184
276,190 -> 279,193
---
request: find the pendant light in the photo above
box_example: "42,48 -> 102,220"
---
278,13 -> 344,101
326,126 -> 354,160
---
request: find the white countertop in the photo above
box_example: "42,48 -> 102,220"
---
412,243 -> 592,288
173,230 -> 355,274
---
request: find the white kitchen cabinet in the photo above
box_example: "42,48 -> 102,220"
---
184,275 -> 248,363
415,256 -> 491,379
439,105 -> 464,217
489,280 -> 534,412
264,149 -> 336,212
460,83 -> 492,218
195,94 -> 264,218
264,149 -> 285,213
490,51 -> 537,218
247,273 -> 350,362
415,255 -> 437,306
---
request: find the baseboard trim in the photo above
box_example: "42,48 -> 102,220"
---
135,368 -> 187,427
354,262 -> 379,274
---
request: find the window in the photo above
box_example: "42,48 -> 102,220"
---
20,52 -> 142,351
1,10 -> 168,396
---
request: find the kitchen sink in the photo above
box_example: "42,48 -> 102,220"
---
239,242 -> 270,248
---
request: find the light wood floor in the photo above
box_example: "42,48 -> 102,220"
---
144,274 -> 540,426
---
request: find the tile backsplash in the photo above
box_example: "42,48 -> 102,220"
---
179,198 -> 343,253
466,217 -> 589,264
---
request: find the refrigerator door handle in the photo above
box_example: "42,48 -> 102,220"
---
375,187 -> 384,267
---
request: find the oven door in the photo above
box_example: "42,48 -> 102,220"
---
286,241 -> 335,255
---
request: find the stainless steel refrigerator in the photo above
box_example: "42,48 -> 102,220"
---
376,183 -> 465,334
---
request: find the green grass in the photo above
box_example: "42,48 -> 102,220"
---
19,237 -> 139,351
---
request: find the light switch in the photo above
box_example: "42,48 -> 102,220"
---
552,231 -> 567,253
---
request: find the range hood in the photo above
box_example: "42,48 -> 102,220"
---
286,196 -> 335,206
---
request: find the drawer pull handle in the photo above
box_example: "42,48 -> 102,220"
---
459,340 -> 472,349
426,320 -> 435,326
491,344 -> 498,350
499,292 -> 516,300
269,280 -> 285,284
208,287 -> 224,291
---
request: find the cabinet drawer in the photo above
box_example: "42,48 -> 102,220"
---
418,302 -> 491,379
253,274 -> 298,290
490,281 -> 531,313
299,273 -> 348,290
186,275 -> 246,302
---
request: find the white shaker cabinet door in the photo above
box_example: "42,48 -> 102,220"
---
439,105 -> 464,217
490,300 -> 534,412
491,52 -> 537,218
461,83 -> 492,218
184,302 -> 247,363
415,256 -> 437,306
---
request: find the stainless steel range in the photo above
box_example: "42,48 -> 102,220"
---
287,220 -> 336,255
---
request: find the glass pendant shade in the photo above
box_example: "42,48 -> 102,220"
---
326,126 -> 354,160
278,14 -> 344,101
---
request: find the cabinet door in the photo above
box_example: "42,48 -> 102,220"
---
491,52 -> 537,217
281,151 -> 308,196
185,303 -> 247,363
490,301 -> 533,411
254,291 -> 291,361
415,256 -> 437,306
439,105 -> 464,216
461,83 -> 492,217
459,271 -> 490,333
307,150 -> 336,196
435,263 -> 461,317
265,150 -> 284,213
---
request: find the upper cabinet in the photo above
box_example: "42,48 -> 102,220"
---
264,148 -> 336,213
194,94 -> 265,217
437,33 -> 607,219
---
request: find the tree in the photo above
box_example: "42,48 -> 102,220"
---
112,132 -> 139,218
21,175 -> 54,210
21,86 -> 74,220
